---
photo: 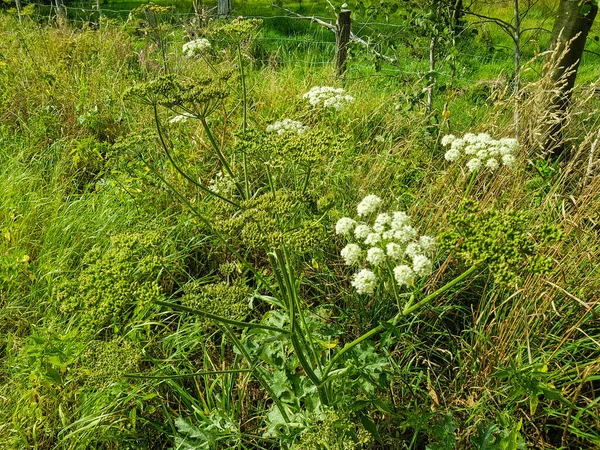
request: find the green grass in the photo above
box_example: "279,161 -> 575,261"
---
1,6 -> 599,450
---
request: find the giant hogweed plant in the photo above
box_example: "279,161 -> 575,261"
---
124,35 -> 561,447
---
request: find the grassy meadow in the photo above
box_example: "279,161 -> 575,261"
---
0,2 -> 599,449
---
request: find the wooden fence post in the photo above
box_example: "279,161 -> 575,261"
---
217,0 -> 231,17
335,8 -> 351,78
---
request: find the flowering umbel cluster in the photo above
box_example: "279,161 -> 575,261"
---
441,133 -> 518,172
182,38 -> 211,57
303,86 -> 355,111
266,118 -> 308,135
336,195 -> 435,295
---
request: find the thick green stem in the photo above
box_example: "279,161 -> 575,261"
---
321,265 -> 480,382
301,166 -> 312,195
265,163 -> 276,199
464,170 -> 477,198
402,264 -> 478,316
271,250 -> 328,405
243,151 -> 250,200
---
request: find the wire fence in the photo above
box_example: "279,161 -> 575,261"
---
3,1 -> 590,84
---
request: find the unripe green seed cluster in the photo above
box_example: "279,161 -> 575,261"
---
214,190 -> 325,253
182,280 -> 251,328
438,201 -> 562,286
53,232 -> 177,332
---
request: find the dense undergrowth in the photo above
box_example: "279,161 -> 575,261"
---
0,6 -> 599,450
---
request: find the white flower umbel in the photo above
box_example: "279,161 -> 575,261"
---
354,224 -> 371,240
303,86 -> 355,111
364,232 -> 381,246
366,247 -> 386,267
502,154 -> 516,168
209,172 -> 235,196
486,158 -> 500,170
266,118 -> 308,135
341,243 -> 362,266
390,211 -> 411,230
169,113 -> 194,124
357,194 -> 382,217
394,265 -> 415,288
352,269 -> 378,295
386,242 -> 403,259
466,158 -> 482,173
412,254 -> 433,277
336,198 -> 437,295
335,217 -> 356,236
393,225 -> 417,244
441,132 -> 519,172
441,134 -> 456,146
405,242 -> 422,259
418,235 -> 436,253
183,38 -> 211,57
373,213 -> 391,232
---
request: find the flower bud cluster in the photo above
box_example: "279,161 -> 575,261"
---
182,38 -> 212,57
336,195 -> 435,295
266,118 -> 308,135
441,133 -> 518,172
303,86 -> 355,111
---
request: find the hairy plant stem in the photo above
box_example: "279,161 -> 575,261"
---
464,169 -> 477,198
320,264 -> 479,382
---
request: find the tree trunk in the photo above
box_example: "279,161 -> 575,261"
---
451,0 -> 463,30
545,0 -> 597,158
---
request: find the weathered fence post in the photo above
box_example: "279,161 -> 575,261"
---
335,8 -> 351,78
217,0 -> 231,17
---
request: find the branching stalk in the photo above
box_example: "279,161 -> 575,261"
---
153,105 -> 242,208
